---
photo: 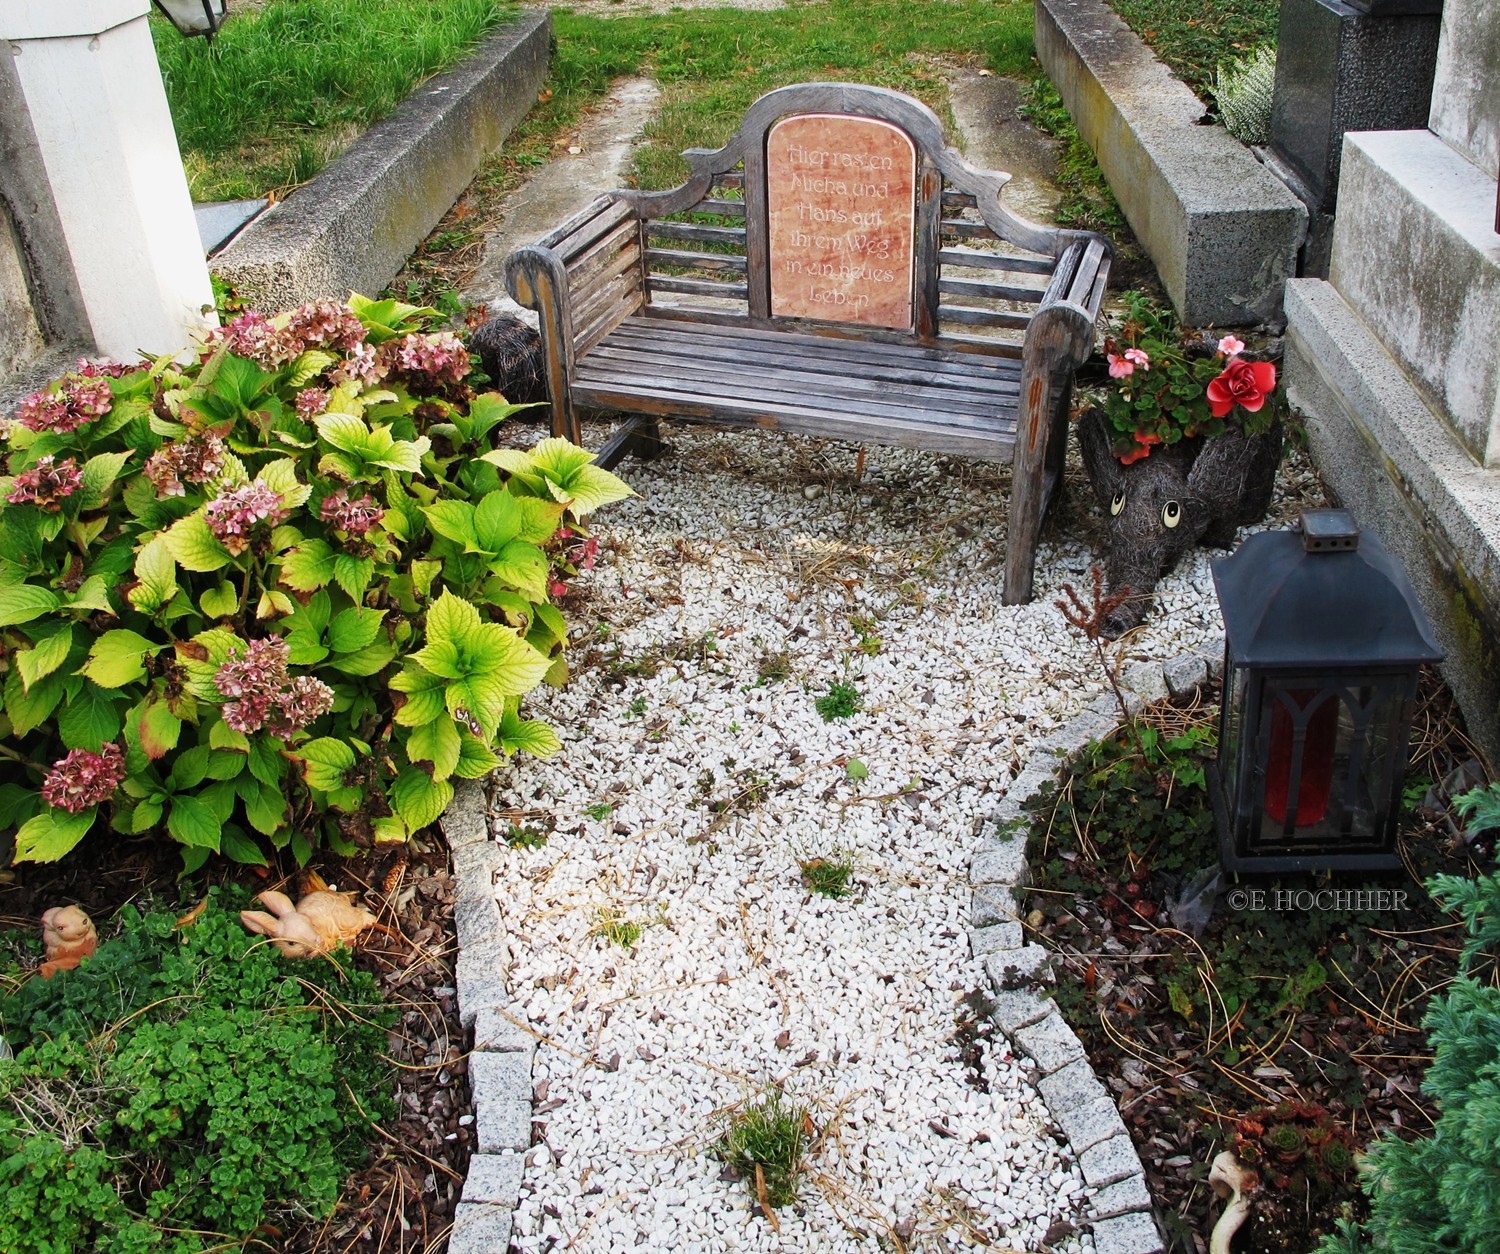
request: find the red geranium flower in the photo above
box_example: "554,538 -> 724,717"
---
1118,429 -> 1162,465
1207,358 -> 1277,418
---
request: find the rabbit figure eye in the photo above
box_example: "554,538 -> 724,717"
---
1162,500 -> 1183,528
1110,490 -> 1126,517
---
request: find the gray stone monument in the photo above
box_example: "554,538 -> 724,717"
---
1282,0 -> 1500,763
1265,0 -> 1443,276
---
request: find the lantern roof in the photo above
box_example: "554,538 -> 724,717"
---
1212,511 -> 1443,667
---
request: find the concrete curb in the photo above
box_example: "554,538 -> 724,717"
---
441,778 -> 529,1254
968,638 -> 1225,1254
212,11 -> 551,313
1034,0 -> 1305,326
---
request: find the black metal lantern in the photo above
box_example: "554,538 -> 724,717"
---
1208,510 -> 1442,873
151,0 -> 228,38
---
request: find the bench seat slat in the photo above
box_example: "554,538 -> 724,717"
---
615,313 -> 1026,372
574,378 -> 1018,458
600,320 -> 1022,397
582,342 -> 1019,419
574,317 -> 1021,448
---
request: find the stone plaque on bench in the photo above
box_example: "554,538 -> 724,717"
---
766,113 -> 916,328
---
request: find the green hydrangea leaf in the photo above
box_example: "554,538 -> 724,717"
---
167,794 -> 222,852
332,554 -> 374,599
13,808 -> 97,863
499,706 -> 561,758
473,490 -> 522,553
453,733 -> 503,779
80,629 -> 159,689
257,458 -> 312,510
407,715 -> 461,781
328,606 -> 386,654
163,512 -> 232,572
138,696 -> 182,760
279,539 -> 337,592
199,581 -> 239,619
127,539 -> 178,614
390,664 -> 446,726
390,766 -> 453,832
219,826 -> 269,865
59,681 -> 123,751
78,450 -> 133,510
0,582 -> 60,627
17,626 -> 75,693
296,737 -> 355,792
422,500 -> 475,547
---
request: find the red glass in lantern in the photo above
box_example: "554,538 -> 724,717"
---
1265,689 -> 1338,826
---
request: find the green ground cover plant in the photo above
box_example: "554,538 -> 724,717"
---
715,1087 -> 812,1214
155,0 -> 516,200
0,891 -> 391,1253
1024,695 -> 1484,1252
1317,867 -> 1500,1254
1104,0 -> 1279,101
0,296 -> 629,869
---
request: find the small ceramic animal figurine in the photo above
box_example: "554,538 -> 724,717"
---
240,889 -> 377,958
40,905 -> 97,978
1078,407 -> 1282,637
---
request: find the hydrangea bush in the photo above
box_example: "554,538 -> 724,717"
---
0,296 -> 629,868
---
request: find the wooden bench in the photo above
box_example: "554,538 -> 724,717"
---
505,82 -> 1110,603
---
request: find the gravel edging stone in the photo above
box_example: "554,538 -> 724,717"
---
969,640 -> 1223,1254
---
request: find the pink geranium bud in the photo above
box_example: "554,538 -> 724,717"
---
1107,353 -> 1135,379
1218,335 -> 1246,358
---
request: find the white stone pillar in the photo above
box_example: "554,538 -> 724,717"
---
0,0 -> 217,360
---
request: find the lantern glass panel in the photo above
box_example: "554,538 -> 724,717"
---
1244,672 -> 1411,859
1219,648 -> 1247,808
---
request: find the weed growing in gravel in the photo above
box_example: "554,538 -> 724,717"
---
591,908 -> 642,950
756,649 -> 794,685
799,856 -> 854,900
715,1087 -> 812,1214
584,802 -> 613,822
816,681 -> 863,722
850,614 -> 884,657
628,696 -> 649,718
505,825 -> 548,850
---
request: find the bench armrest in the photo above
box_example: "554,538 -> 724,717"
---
504,195 -> 645,444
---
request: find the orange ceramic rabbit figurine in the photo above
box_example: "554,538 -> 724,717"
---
240,889 -> 377,958
40,905 -> 97,978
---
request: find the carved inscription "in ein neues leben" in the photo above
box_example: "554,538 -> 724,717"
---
766,113 -> 917,329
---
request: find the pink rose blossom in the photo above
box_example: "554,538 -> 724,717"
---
42,743 -> 126,813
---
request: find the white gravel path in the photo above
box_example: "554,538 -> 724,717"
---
485,424 -> 1317,1252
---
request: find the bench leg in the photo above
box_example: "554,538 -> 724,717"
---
1004,375 -> 1048,606
593,414 -> 666,471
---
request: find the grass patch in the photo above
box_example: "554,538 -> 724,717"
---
591,907 -> 643,950
396,0 -> 1038,304
815,680 -> 862,722
540,0 -> 1035,191
799,856 -> 854,899
1104,0 -> 1279,101
155,0 -> 516,200
715,1087 -> 812,1213
1019,77 -> 1125,237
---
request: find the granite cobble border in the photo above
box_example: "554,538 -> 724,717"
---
441,778 -> 529,1254
968,636 -> 1226,1254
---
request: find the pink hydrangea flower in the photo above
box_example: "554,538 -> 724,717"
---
319,488 -> 385,536
215,635 -> 334,738
1124,348 -> 1151,369
15,375 -> 113,434
386,331 -> 471,391
295,388 -> 330,421
41,743 -> 126,813
284,301 -> 366,353
207,310 -> 299,369
74,358 -> 138,379
204,482 -> 289,555
145,434 -> 227,497
7,455 -> 84,511
1107,353 -> 1136,380
328,341 -> 384,388
1218,335 -> 1246,358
